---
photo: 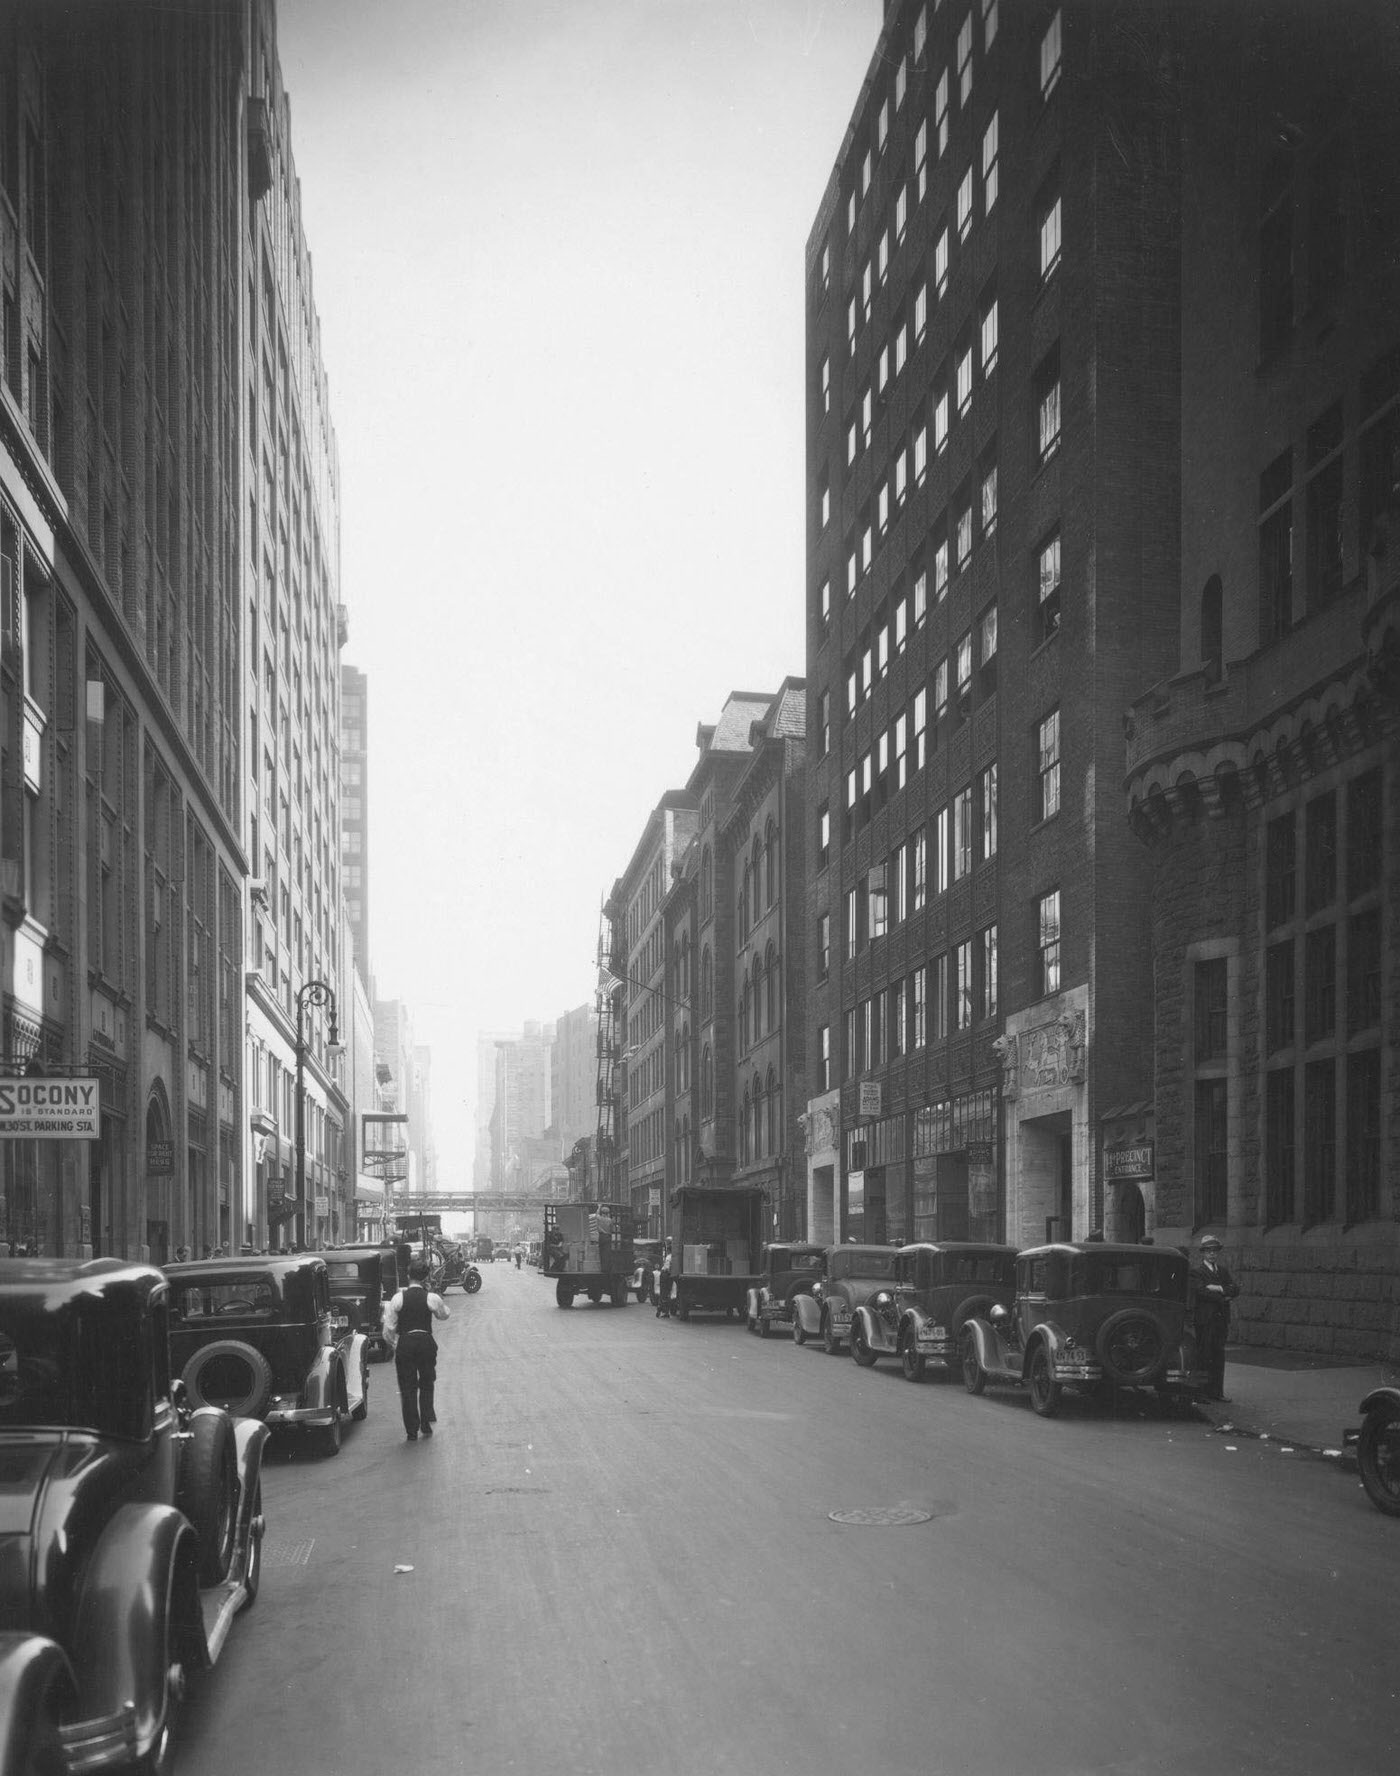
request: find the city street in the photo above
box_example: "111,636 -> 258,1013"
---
179,1264 -> 1399,1776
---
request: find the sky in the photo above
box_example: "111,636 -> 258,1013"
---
274,0 -> 879,1170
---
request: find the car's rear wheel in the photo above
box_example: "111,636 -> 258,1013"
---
901,1336 -> 926,1384
1358,1406 -> 1400,1516
178,1410 -> 238,1585
822,1314 -> 840,1355
1029,1346 -> 1060,1417
351,1362 -> 369,1421
181,1340 -> 273,1419
1097,1310 -> 1166,1386
851,1321 -> 877,1367
961,1329 -> 986,1395
318,1410 -> 343,1458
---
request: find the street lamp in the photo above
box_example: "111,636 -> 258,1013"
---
294,978 -> 343,1240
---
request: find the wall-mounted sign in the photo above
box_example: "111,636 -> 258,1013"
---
966,1140 -> 995,1165
314,1195 -> 330,1217
147,1140 -> 174,1174
858,1082 -> 883,1119
0,1078 -> 100,1139
1104,1143 -> 1154,1182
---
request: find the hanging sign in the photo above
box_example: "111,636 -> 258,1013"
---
0,1078 -> 101,1139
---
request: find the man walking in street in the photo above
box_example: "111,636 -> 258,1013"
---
383,1257 -> 450,1440
1191,1233 -> 1239,1402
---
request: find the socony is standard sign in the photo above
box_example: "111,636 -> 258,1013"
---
0,1078 -> 101,1139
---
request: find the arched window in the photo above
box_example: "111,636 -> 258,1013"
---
738,868 -> 748,943
765,942 -> 779,1031
751,955 -> 764,1043
701,847 -> 713,921
701,947 -> 713,1021
681,1114 -> 691,1182
767,1065 -> 781,1155
740,1083 -> 751,1163
766,818 -> 779,907
681,932 -> 692,999
679,1022 -> 691,1092
753,1072 -> 766,1158
701,1046 -> 714,1119
1201,573 -> 1223,682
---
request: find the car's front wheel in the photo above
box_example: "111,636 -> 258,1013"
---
1358,1405 -> 1400,1517
901,1336 -> 926,1384
822,1314 -> 840,1355
318,1410 -> 343,1458
351,1363 -> 369,1421
792,1314 -> 807,1347
851,1320 -> 877,1367
240,1480 -> 264,1609
1029,1346 -> 1060,1417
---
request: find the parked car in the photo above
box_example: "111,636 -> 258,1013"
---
792,1244 -> 899,1353
319,1244 -> 393,1362
0,1256 -> 266,1773
167,1254 -> 368,1455
960,1242 -> 1201,1417
1346,1387 -> 1400,1516
746,1242 -> 826,1338
848,1241 -> 1018,1378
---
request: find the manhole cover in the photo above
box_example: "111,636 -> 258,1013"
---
827,1505 -> 934,1527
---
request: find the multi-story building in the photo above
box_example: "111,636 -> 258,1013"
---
805,2 -> 1181,1249
548,1001 -> 598,1160
1125,4 -> 1400,1359
2,4 -> 248,1261
489,1021 -> 552,1190
609,792 -> 699,1235
241,0 -> 350,1251
340,664 -> 370,980
723,680 -> 808,1237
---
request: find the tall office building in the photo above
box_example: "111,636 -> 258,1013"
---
804,2 -> 1180,1249
340,664 -> 370,980
548,1002 -> 598,1160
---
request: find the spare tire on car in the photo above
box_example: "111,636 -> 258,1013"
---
1096,1309 -> 1166,1385
182,1339 -> 274,1419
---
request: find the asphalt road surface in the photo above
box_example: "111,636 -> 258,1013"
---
179,1262 -> 1399,1776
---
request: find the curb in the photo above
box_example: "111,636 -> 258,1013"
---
1198,1411 -> 1359,1474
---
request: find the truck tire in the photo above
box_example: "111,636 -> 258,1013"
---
177,1411 -> 238,1585
182,1340 -> 273,1419
609,1283 -> 627,1307
555,1280 -> 574,1308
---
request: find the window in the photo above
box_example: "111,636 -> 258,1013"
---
934,805 -> 951,894
877,97 -> 889,152
894,711 -> 908,789
820,355 -> 830,414
892,843 -> 908,925
817,912 -> 830,980
1037,530 -> 1062,642
1035,346 -> 1061,463
979,762 -> 998,860
1347,1050 -> 1381,1221
978,603 -> 998,693
914,119 -> 929,202
1038,181 -> 1062,280
955,494 -> 973,571
982,112 -> 999,212
957,13 -> 973,104
913,556 -> 928,624
1040,8 -> 1062,99
911,966 -> 927,1049
978,923 -> 998,1019
1306,454 -> 1343,611
980,454 -> 998,538
895,182 -> 909,243
953,788 -> 973,881
1348,770 -> 1382,897
1304,792 -> 1336,913
1194,958 -> 1229,1061
934,528 -> 950,599
1195,1078 -> 1229,1224
914,278 -> 928,340
954,630 -> 973,711
821,578 -> 831,626
934,377 -> 950,454
935,70 -> 949,157
818,803 -> 831,869
896,54 -> 907,111
1265,942 -> 1294,1052
865,996 -> 879,1070
1303,1060 -> 1335,1224
912,687 -> 928,771
1259,453 -> 1294,645
845,1008 -> 859,1080
892,979 -> 907,1060
957,167 -> 974,241
957,336 -> 974,414
1265,1068 -> 1295,1226
1265,814 -> 1295,928
1303,926 -> 1336,1044
935,224 -> 949,296
983,0 -> 998,51
1037,889 -> 1061,995
820,476 -> 831,528
912,826 -> 927,911
818,1025 -> 831,1093
848,296 -> 858,349
913,3 -> 928,65
914,407 -> 929,481
1037,709 -> 1061,822
818,688 -> 830,756
846,886 -> 858,958
955,940 -> 974,1029
932,656 -> 949,736
980,290 -> 999,374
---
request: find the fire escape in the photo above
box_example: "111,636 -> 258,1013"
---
593,902 -> 626,1206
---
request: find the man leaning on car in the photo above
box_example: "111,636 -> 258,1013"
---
383,1258 -> 450,1441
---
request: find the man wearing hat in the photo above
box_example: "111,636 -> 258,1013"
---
1192,1234 -> 1239,1401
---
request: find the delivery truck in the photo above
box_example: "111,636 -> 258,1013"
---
670,1184 -> 768,1321
541,1201 -> 636,1307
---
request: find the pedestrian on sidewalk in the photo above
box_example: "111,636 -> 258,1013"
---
1191,1233 -> 1239,1402
384,1257 -> 450,1440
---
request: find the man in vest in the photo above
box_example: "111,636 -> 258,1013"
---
1191,1233 -> 1239,1402
383,1256 -> 451,1440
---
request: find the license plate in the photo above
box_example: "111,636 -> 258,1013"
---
334,1315 -> 349,1328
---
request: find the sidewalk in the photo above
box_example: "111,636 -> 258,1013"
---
1194,1343 -> 1400,1464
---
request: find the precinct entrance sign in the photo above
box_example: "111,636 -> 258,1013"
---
0,1078 -> 101,1139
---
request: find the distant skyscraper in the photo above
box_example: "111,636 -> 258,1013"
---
340,666 -> 371,980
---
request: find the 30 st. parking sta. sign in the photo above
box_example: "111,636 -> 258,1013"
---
0,1079 -> 101,1139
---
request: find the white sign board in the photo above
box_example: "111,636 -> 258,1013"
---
858,1081 -> 883,1119
0,1078 -> 101,1139
314,1194 -> 330,1217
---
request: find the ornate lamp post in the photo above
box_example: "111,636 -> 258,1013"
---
294,979 -> 343,1241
